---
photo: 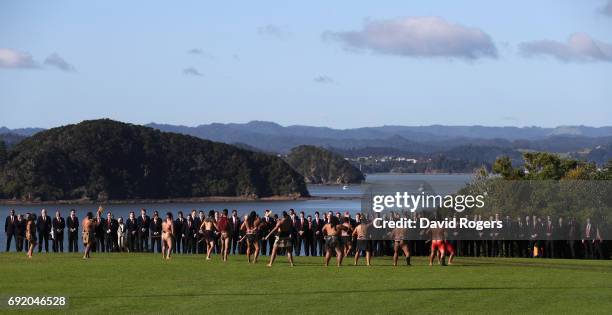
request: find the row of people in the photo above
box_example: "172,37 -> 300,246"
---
19,207 -> 455,267
5,208 -> 609,261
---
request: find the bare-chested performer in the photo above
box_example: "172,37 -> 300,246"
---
161,212 -> 174,260
340,217 -> 353,256
264,211 -> 294,267
445,241 -> 456,265
217,209 -> 230,262
200,210 -> 217,260
391,227 -> 411,266
82,206 -> 103,259
240,211 -> 261,263
25,213 -> 37,259
428,226 -> 446,266
322,215 -> 351,267
352,219 -> 372,266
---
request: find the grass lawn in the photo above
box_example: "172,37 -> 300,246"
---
0,253 -> 611,314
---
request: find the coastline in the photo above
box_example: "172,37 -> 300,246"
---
0,195 -> 362,206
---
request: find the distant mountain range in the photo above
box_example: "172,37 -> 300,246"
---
3,121 -> 612,166
140,122 -> 611,155
0,127 -> 44,137
0,133 -> 27,147
146,121 -> 612,143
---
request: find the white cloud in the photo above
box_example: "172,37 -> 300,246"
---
601,0 -> 612,17
257,24 -> 291,40
313,75 -> 334,84
44,53 -> 76,72
0,48 -> 39,69
187,48 -> 214,59
519,33 -> 612,63
188,48 -> 203,55
323,16 -> 498,60
183,67 -> 203,76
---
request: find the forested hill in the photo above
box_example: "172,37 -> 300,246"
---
0,119 -> 308,201
286,145 -> 365,184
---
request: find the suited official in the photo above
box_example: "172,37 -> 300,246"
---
228,210 -> 241,255
5,209 -> 17,252
94,213 -> 106,252
174,211 -> 186,253
150,211 -> 162,253
185,215 -> 197,254
37,209 -> 52,252
296,212 -> 308,256
15,214 -> 25,252
544,216 -> 554,258
583,218 -> 594,259
260,210 -> 275,255
126,212 -> 138,252
554,217 -> 567,258
66,210 -> 79,252
288,209 -> 299,255
304,215 -> 314,256
104,212 -> 118,252
312,212 -> 324,256
194,211 -> 204,254
137,209 -> 151,252
502,216 -> 514,257
52,211 -> 66,252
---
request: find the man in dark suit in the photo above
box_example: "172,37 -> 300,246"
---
529,216 -> 542,258
5,209 -> 17,252
52,210 -> 66,252
104,212 -> 118,252
568,217 -> 578,259
66,209 -> 79,252
554,216 -> 567,258
150,211 -> 162,253
174,211 -> 186,254
228,209 -> 241,255
288,209 -> 299,255
304,215 -> 314,256
137,208 -> 150,252
502,215 -> 514,257
126,211 -> 138,252
94,211 -> 105,252
296,211 -> 308,256
195,211 -> 204,254
37,209 -> 52,252
516,216 -> 526,257
312,211 -> 324,256
544,216 -> 554,258
524,216 -> 533,257
15,214 -> 25,252
259,210 -> 275,255
583,217 -> 594,259
186,215 -> 197,254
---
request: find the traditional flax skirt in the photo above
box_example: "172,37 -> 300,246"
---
26,232 -> 37,245
357,239 -> 373,252
82,231 -> 92,246
274,236 -> 292,249
324,235 -> 340,250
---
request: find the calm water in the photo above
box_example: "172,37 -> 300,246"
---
0,173 -> 472,250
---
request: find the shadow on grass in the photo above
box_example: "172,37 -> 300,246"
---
457,258 -> 612,272
70,285 -> 612,300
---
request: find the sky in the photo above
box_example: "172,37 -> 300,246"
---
1,0 -> 611,129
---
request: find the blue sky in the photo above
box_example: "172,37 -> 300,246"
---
1,0 -> 611,129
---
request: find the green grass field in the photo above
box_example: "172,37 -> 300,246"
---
1,253 -> 611,314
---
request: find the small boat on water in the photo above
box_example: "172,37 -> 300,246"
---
342,185 -> 350,190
